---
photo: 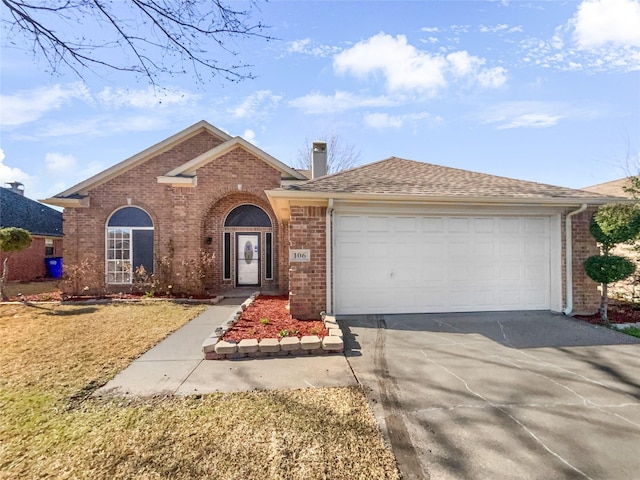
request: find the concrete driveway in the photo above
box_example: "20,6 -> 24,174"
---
342,311 -> 640,480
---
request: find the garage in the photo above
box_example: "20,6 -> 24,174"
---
333,212 -> 561,314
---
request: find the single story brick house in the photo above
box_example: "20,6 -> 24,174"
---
1,182 -> 63,281
44,121 -> 618,318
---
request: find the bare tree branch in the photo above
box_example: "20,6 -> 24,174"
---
1,0 -> 272,84
297,132 -> 363,175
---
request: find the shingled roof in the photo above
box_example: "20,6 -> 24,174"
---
582,177 -> 635,198
0,188 -> 63,236
283,157 -> 613,200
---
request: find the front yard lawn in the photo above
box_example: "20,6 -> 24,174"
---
0,302 -> 399,479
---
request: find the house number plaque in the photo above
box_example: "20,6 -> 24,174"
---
289,249 -> 310,262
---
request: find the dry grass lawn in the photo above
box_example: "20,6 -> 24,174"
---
0,302 -> 400,479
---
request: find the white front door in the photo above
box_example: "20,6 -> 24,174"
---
237,233 -> 260,286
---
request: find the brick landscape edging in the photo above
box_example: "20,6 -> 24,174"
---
202,296 -> 344,360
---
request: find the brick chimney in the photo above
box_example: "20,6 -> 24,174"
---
311,141 -> 327,178
4,181 -> 24,196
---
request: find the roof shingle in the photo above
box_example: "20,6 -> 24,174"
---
284,157 -> 612,200
0,188 -> 63,236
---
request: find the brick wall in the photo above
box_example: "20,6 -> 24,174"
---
288,205 -> 326,319
0,236 -> 62,281
62,129 -> 286,294
561,207 -> 601,314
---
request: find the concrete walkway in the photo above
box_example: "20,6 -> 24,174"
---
96,297 -> 356,397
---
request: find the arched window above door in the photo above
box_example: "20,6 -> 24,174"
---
224,204 -> 272,227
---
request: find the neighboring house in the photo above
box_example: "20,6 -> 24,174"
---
582,177 -> 637,198
583,177 -> 640,302
0,182 -> 63,281
44,121 -> 619,318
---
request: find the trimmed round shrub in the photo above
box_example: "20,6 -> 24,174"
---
584,255 -> 635,284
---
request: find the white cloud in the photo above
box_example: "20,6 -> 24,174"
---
364,112 -> 442,130
334,33 -> 448,93
243,129 -> 257,144
479,24 -> 523,34
45,152 -> 76,172
571,0 -> 640,49
290,91 -> 397,114
36,115 -> 168,138
0,83 -> 91,126
333,33 -> 508,94
229,90 -> 282,119
97,86 -> 198,109
446,51 -> 485,77
0,148 -> 32,185
287,38 -> 341,57
477,67 -> 508,88
421,27 -> 440,33
498,113 -> 563,129
365,113 -> 404,129
482,101 -> 568,129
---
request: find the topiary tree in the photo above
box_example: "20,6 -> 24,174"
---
0,227 -> 32,301
584,204 -> 640,323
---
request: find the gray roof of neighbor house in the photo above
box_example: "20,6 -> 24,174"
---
0,188 -> 63,236
283,157 -> 616,200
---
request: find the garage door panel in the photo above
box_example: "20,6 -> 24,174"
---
422,217 -> 444,232
499,218 -> 520,234
335,213 -> 553,314
449,217 -> 470,233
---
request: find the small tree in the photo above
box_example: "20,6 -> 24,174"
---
584,204 -> 640,322
0,227 -> 32,301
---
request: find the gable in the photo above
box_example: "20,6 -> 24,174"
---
43,121 -> 232,206
157,137 -> 306,187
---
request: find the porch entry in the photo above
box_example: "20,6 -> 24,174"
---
223,203 -> 273,287
236,233 -> 260,286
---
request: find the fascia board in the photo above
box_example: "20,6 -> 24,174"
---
40,197 -> 90,208
265,189 -> 629,207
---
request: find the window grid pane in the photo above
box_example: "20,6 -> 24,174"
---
107,228 -> 132,283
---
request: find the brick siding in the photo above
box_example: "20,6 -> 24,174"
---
565,207 -> 601,314
63,130 -> 286,294
288,205 -> 326,319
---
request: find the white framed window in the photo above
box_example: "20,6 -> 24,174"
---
106,207 -> 154,284
44,238 -> 55,256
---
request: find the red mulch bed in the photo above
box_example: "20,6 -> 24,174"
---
222,295 -> 328,342
575,301 -> 640,324
5,291 -> 217,302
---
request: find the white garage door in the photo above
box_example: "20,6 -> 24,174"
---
334,214 -> 553,314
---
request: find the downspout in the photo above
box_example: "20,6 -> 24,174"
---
563,203 -> 588,315
326,199 -> 334,314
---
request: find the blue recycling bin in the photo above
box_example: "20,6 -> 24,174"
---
46,257 -> 63,278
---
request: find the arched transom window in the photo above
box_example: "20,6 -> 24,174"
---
106,206 -> 154,284
224,204 -> 272,227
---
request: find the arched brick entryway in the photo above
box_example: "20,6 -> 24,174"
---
202,192 -> 280,292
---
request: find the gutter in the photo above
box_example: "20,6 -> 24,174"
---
326,198 -> 334,314
563,203 -> 588,315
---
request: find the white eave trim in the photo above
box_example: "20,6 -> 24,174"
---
157,176 -> 197,187
265,189 -> 626,207
41,197 -> 90,208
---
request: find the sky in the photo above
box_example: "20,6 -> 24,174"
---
1,0 -> 639,203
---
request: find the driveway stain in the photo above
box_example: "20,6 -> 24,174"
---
374,315 -> 427,480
